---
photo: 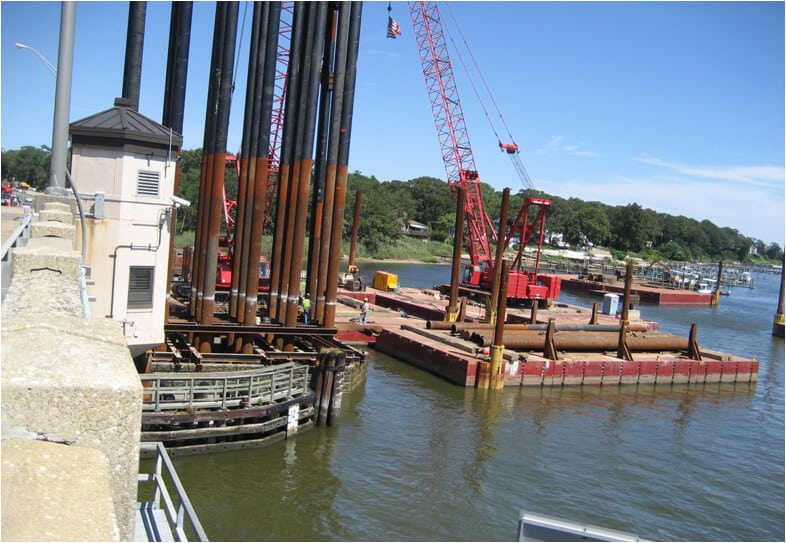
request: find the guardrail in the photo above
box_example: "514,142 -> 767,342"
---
1,208 -> 33,261
141,362 -> 310,412
137,442 -> 208,542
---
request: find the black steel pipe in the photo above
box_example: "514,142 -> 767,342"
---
285,3 -> 328,329
306,6 -> 338,305
192,2 -> 227,318
269,2 -> 307,322
323,2 -> 361,327
243,3 -> 281,327
489,188 -> 510,322
201,2 -> 238,325
122,2 -> 146,111
315,2 -> 351,324
446,186 -> 465,320
231,2 -> 266,320
163,1 -> 192,134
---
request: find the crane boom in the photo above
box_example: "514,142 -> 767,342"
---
409,1 -> 495,271
408,1 -> 561,304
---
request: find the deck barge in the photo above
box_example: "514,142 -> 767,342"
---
335,286 -> 758,388
560,273 -> 714,304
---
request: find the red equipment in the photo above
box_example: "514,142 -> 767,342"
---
216,155 -> 270,292
409,2 -> 560,304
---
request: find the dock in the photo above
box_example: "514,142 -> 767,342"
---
333,285 -> 758,388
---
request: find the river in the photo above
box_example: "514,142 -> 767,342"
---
172,263 -> 784,541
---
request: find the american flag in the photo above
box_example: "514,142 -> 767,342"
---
387,15 -> 401,39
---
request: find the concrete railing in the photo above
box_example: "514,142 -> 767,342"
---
1,199 -> 142,541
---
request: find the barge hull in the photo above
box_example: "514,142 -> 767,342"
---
375,328 -> 758,388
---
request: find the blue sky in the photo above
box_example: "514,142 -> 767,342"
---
2,1 -> 784,246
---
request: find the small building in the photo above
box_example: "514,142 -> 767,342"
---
404,219 -> 429,238
69,97 -> 182,359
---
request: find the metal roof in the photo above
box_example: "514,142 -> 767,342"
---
70,98 -> 182,149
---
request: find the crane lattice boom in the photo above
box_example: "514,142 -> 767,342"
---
409,1 -> 495,268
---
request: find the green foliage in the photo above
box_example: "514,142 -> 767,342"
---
1,145 -> 52,190
7,143 -> 779,265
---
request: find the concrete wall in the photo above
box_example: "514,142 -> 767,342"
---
1,201 -> 142,541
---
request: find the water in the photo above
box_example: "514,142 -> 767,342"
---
173,264 -> 784,541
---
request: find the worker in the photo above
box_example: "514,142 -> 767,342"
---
302,293 -> 312,325
359,297 -> 369,325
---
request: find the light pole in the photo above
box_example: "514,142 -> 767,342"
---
15,3 -> 74,191
15,42 -> 57,77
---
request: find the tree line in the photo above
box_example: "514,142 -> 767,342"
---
2,145 -> 782,263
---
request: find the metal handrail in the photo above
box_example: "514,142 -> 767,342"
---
1,210 -> 33,261
138,442 -> 208,542
141,363 -> 310,412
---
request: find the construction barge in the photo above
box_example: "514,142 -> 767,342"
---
334,283 -> 758,389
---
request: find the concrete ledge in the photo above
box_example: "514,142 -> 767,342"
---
38,208 -> 74,224
30,219 -> 76,241
3,269 -> 84,318
11,237 -> 81,278
1,314 -> 142,540
43,201 -> 72,214
1,439 -> 119,542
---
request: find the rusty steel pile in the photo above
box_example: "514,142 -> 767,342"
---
185,2 -> 362,354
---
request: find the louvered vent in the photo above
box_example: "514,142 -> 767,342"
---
137,170 -> 160,197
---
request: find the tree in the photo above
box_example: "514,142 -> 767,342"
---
175,148 -> 203,232
1,145 -> 51,190
611,203 -> 660,252
765,242 -> 784,261
408,176 -> 452,228
575,206 -> 611,246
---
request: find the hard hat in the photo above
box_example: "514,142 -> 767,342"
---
306,292 -> 310,297
364,297 -> 368,301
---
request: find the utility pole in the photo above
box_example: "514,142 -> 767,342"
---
49,2 -> 75,191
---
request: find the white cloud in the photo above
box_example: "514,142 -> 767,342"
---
542,173 -> 785,245
634,156 -> 785,189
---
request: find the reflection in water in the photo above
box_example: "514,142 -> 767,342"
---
172,268 -> 783,542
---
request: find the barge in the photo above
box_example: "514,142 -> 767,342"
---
334,285 -> 758,388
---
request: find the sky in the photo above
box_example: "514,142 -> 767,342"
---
1,1 -> 784,247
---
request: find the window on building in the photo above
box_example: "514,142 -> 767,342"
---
137,170 -> 160,197
128,266 -> 154,308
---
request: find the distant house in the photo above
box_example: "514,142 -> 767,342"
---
404,220 -> 429,238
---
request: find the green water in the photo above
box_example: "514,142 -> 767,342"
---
172,265 -> 784,541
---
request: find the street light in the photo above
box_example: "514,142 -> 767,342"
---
15,42 -> 57,78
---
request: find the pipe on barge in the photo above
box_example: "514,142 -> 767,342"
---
374,327 -> 758,388
466,330 -> 687,351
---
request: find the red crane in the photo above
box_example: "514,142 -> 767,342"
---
409,1 -> 560,304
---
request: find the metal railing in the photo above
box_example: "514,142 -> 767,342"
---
137,442 -> 208,542
1,209 -> 33,304
141,362 -> 310,412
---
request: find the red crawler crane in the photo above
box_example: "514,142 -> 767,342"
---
409,1 -> 560,305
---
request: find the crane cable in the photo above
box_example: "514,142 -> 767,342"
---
443,4 -> 535,190
444,3 -> 517,149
